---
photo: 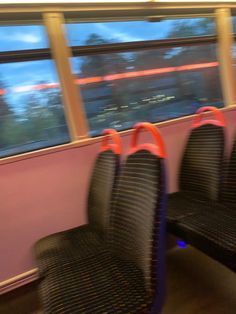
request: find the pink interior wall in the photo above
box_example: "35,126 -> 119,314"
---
1,110 -> 236,283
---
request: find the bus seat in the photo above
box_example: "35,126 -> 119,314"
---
167,111 -> 236,273
34,129 -> 121,276
167,106 -> 225,227
38,122 -> 167,314
172,200 -> 236,272
174,134 -> 236,272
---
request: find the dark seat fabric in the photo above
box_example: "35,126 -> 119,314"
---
174,202 -> 236,272
179,124 -> 225,201
167,127 -> 236,272
107,151 -> 166,312
221,138 -> 236,206
167,124 -> 225,224
39,150 -> 166,314
39,251 -> 151,314
34,150 -> 119,275
35,225 -> 104,277
167,191 -> 209,224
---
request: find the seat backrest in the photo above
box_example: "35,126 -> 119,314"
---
108,123 -> 166,308
87,129 -> 121,237
179,106 -> 225,200
221,135 -> 236,206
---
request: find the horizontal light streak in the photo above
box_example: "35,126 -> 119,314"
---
0,61 -> 218,96
76,61 -> 219,84
13,82 -> 59,93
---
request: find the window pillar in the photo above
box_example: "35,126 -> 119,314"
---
43,12 -> 89,140
216,8 -> 236,107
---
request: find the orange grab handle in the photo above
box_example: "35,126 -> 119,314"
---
100,129 -> 122,154
192,106 -> 225,128
130,122 -> 166,158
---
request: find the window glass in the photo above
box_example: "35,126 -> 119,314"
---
0,60 -> 69,158
0,25 -> 49,51
66,18 -> 215,46
0,24 -> 70,157
72,43 -> 223,136
232,16 -> 236,34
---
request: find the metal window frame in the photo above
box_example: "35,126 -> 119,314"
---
0,35 -> 217,64
70,36 -> 217,56
0,49 -> 51,63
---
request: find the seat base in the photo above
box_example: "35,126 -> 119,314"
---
168,195 -> 236,273
34,224 -> 103,276
167,192 -> 210,230
39,250 -> 152,314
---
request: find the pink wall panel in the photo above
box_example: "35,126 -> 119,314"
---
1,110 -> 236,282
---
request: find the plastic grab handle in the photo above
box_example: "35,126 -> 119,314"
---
100,129 -> 122,154
192,106 -> 225,128
129,122 -> 166,158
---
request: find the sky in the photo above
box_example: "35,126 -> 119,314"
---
0,18 -> 215,111
65,19 -> 215,46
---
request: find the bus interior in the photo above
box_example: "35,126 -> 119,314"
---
0,1 -> 236,313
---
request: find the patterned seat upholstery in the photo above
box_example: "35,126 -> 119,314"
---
167,108 -> 225,224
167,109 -> 236,272
167,191 -> 211,220
40,251 -> 151,314
174,201 -> 236,272
221,137 -> 236,206
35,225 -> 104,276
35,142 -> 120,275
184,134 -> 236,271
167,192 -> 209,233
38,123 -> 167,314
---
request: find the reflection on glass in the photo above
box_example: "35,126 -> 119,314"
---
0,25 -> 48,52
71,44 -> 223,136
66,18 -> 215,46
0,60 -> 69,157
232,16 -> 236,34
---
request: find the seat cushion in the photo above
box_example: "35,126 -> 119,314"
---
39,250 -> 152,314
35,225 -> 103,276
167,192 -> 209,225
176,203 -> 236,272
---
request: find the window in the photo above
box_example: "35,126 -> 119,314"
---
66,18 -> 223,136
232,15 -> 236,34
0,14 -> 228,157
66,18 -> 216,46
0,24 -> 48,52
0,24 -> 69,157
